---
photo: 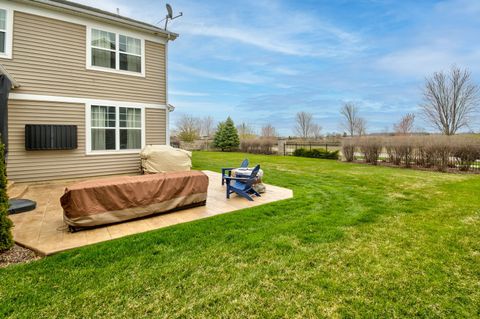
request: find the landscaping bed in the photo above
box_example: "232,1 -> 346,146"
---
0,245 -> 40,268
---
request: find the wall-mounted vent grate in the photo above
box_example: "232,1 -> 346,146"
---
25,125 -> 77,150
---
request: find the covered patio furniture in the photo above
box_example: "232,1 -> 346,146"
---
231,167 -> 266,194
140,145 -> 192,174
221,158 -> 248,185
61,171 -> 209,231
225,164 -> 261,201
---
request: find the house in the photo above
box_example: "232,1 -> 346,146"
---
0,0 -> 178,182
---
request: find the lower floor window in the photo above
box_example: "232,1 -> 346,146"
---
90,105 -> 142,151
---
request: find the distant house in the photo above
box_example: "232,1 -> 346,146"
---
0,0 -> 178,182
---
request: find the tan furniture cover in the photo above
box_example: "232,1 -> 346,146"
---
61,171 -> 208,229
140,145 -> 192,174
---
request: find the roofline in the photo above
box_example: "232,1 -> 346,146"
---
0,64 -> 20,88
19,0 -> 179,40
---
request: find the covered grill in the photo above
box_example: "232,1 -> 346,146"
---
140,145 -> 192,174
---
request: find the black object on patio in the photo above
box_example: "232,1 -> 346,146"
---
8,199 -> 37,215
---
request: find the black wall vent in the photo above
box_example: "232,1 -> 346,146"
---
25,125 -> 77,150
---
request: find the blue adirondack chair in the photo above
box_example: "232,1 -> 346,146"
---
225,165 -> 261,201
221,158 -> 249,185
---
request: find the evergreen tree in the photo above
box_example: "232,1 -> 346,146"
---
213,117 -> 240,151
213,121 -> 225,150
0,141 -> 13,251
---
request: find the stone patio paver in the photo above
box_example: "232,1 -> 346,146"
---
8,170 -> 293,255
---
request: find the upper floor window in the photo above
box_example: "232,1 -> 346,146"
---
0,8 -> 12,59
88,27 -> 144,76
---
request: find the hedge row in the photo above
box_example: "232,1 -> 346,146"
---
240,138 -> 276,155
293,148 -> 340,160
342,135 -> 480,172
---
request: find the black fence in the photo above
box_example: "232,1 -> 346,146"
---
283,142 -> 341,156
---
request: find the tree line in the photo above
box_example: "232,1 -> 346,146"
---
174,66 -> 479,142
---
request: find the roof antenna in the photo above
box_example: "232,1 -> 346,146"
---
164,4 -> 182,30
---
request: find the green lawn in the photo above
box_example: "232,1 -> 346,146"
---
1,152 -> 479,318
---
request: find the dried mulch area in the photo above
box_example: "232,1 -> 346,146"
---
0,244 -> 41,268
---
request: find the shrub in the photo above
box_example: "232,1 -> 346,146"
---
341,135 -> 480,172
213,117 -> 240,151
0,142 -> 13,252
292,148 -> 306,157
358,137 -> 382,165
384,137 -> 414,167
293,148 -> 339,160
240,138 -> 276,155
452,138 -> 480,171
342,138 -> 355,162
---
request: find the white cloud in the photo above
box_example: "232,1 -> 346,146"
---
375,0 -> 480,78
169,90 -> 209,97
176,22 -> 363,58
172,63 -> 270,85
170,0 -> 364,58
270,66 -> 300,76
376,48 -> 458,77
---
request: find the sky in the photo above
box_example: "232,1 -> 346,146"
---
75,0 -> 480,136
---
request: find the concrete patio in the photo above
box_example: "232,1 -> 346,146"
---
8,170 -> 293,256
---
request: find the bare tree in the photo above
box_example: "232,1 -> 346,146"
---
311,123 -> 322,139
394,113 -> 415,135
200,116 -> 215,138
176,114 -> 200,142
236,122 -> 256,139
340,103 -> 360,137
420,66 -> 479,135
294,111 -> 314,139
199,116 -> 215,150
261,123 -> 277,139
355,118 -> 367,136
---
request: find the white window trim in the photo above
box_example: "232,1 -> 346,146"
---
85,103 -> 146,155
9,93 -> 167,109
86,25 -> 146,77
0,7 -> 14,59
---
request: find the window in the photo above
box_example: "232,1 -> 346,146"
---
0,8 -> 12,58
89,105 -> 143,152
119,107 -> 141,149
119,35 -> 142,73
0,9 -> 6,54
89,28 -> 143,75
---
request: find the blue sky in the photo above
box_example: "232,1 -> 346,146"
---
77,0 -> 480,135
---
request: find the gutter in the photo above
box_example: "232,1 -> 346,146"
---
0,65 -> 20,89
18,0 -> 179,41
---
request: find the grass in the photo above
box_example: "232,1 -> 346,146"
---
1,152 -> 479,318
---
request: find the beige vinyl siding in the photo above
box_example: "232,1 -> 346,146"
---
7,100 -> 166,182
146,108 -> 166,144
0,11 -> 166,104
